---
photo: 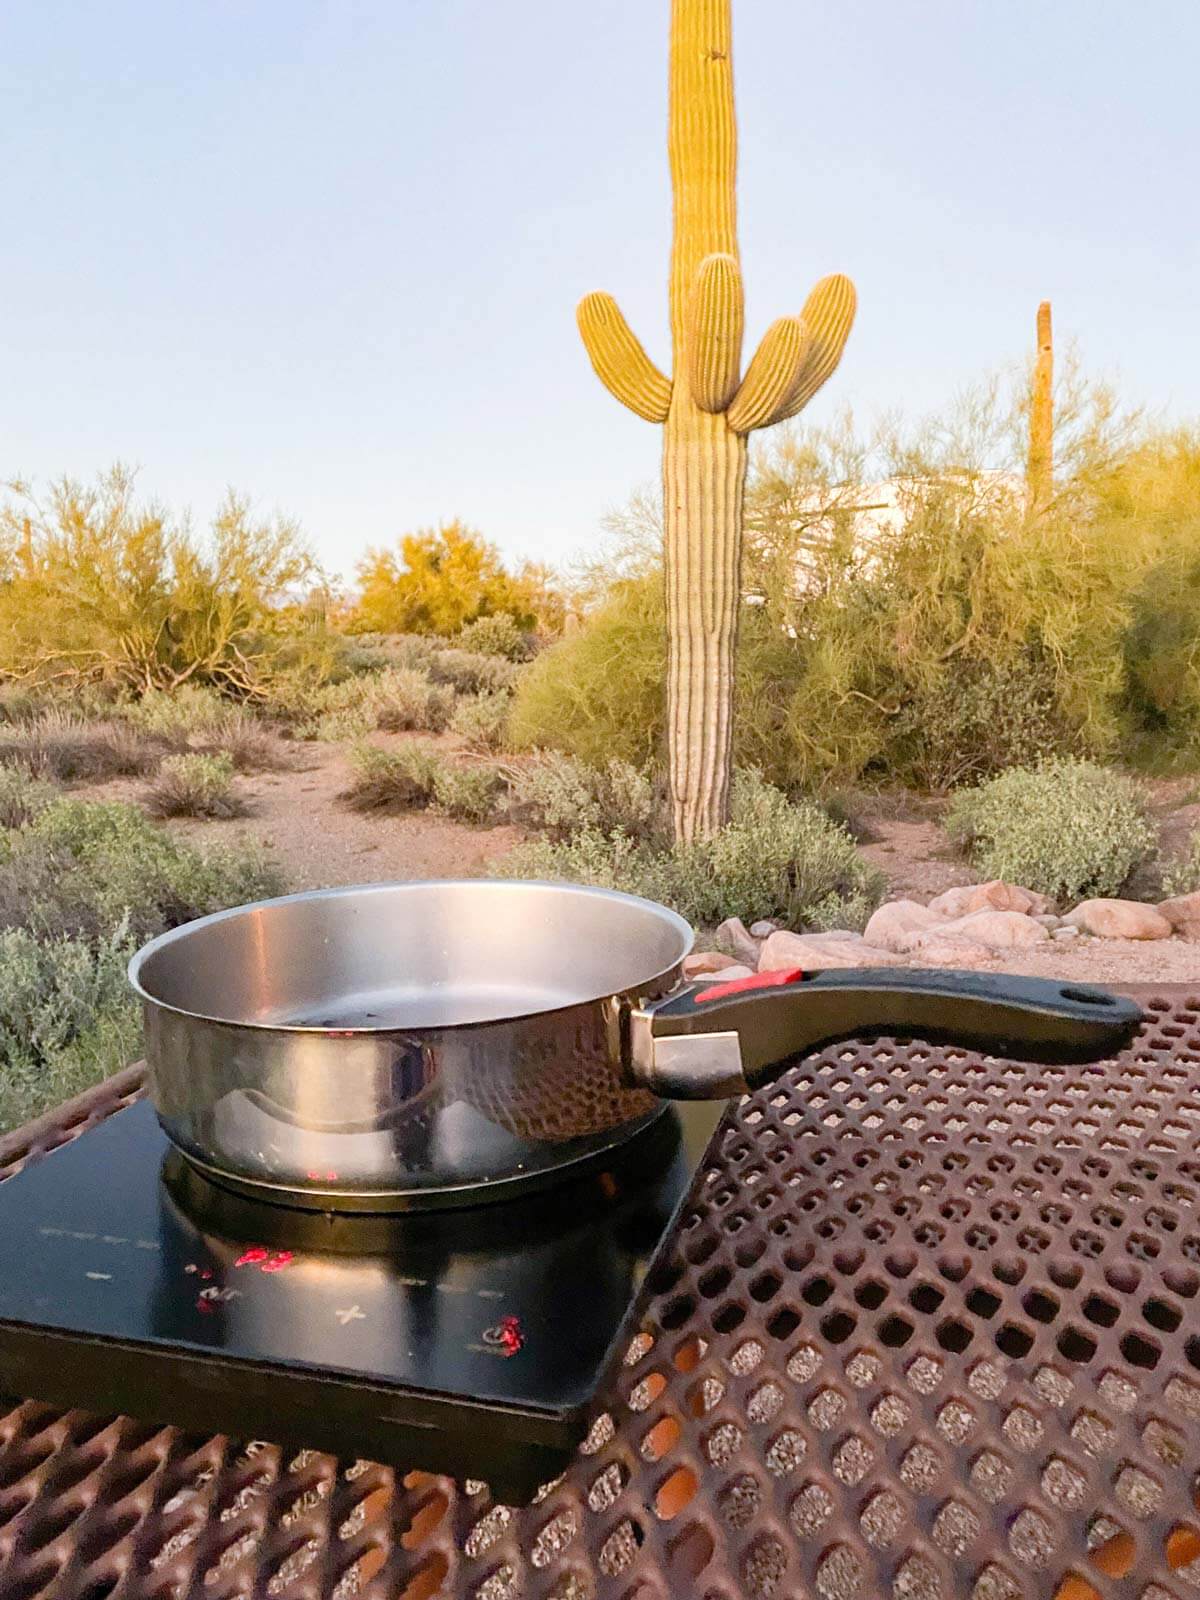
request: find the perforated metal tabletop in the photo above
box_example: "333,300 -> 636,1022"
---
0,988 -> 1198,1599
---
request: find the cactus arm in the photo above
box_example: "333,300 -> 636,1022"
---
726,316 -> 811,434
577,292 -> 673,423
776,274 -> 858,421
687,252 -> 745,413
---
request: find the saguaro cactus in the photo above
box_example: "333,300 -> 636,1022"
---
577,0 -> 856,842
1028,299 -> 1054,510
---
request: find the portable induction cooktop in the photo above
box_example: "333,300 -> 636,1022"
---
0,1098 -> 725,1503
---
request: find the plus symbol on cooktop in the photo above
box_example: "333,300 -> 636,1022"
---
334,1305 -> 366,1326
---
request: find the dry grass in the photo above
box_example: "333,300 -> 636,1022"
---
144,753 -> 249,820
0,711 -> 161,782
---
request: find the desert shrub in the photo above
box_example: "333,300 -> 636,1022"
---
0,796 -> 283,1131
201,707 -> 288,772
883,653 -> 1070,791
457,614 -> 534,661
374,669 -> 455,734
379,669 -> 450,732
494,770 -> 882,928
0,923 -> 138,1133
507,751 -> 604,838
0,768 -> 59,830
432,763 -> 507,824
508,578 -> 664,770
428,648 -> 518,696
507,751 -> 663,844
1160,829 -> 1200,899
0,797 -> 282,943
0,711 -> 161,782
123,683 -> 228,745
342,742 -> 441,813
298,669 -> 453,740
947,757 -> 1155,903
123,688 -> 286,771
145,752 -> 245,819
451,691 -> 511,752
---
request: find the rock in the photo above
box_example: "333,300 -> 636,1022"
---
862,898 -> 943,954
697,963 -> 755,985
714,916 -> 760,967
903,930 -> 996,968
927,880 -> 1053,919
1052,925 -> 1080,940
935,910 -> 1050,950
1157,890 -> 1200,941
749,919 -> 778,939
1033,913 -> 1062,928
684,950 -> 735,977
1065,899 -> 1173,940
759,929 -> 907,972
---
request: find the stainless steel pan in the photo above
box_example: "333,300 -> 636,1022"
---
129,880 -> 1142,1209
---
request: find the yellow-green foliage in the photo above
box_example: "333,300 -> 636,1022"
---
1107,430 -> 1200,744
508,578 -> 666,771
507,574 -> 805,785
351,521 -> 556,637
0,469 -> 316,696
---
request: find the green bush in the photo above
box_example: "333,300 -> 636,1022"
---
428,648 -> 519,696
145,752 -> 245,819
432,763 -> 506,823
451,691 -> 511,752
457,614 -> 534,661
0,923 -> 138,1134
0,797 -> 282,943
946,757 -> 1155,903
1161,830 -> 1200,898
0,768 -> 58,830
508,578 -> 664,770
123,683 -> 228,745
374,670 -> 455,734
507,752 -> 663,844
493,770 -> 882,929
0,795 -> 285,1131
298,668 -> 453,740
883,653 -> 1070,791
341,742 -> 441,813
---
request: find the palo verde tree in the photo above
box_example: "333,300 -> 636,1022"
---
577,0 -> 856,841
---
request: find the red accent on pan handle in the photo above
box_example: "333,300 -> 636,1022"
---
696,967 -> 806,1004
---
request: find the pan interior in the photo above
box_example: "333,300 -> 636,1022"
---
132,880 -> 692,1031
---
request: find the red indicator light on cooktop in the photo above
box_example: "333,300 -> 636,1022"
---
483,1315 -> 524,1357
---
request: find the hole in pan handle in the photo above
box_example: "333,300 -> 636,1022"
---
637,967 -> 1144,1097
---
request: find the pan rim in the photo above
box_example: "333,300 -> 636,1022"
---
127,878 -> 695,1034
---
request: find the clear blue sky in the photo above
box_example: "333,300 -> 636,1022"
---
2,2 -> 1197,580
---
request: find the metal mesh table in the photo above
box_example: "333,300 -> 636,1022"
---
1,989 -> 1199,1599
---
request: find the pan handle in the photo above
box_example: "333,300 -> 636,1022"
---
628,967 -> 1143,1099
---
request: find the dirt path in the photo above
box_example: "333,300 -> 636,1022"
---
86,737 -> 522,891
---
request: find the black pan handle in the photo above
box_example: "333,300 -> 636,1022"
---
630,967 -> 1143,1098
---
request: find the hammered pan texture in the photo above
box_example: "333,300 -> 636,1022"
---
1,989 -> 1199,1599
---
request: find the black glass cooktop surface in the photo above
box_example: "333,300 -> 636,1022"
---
0,1099 -> 725,1501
